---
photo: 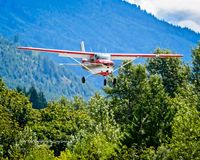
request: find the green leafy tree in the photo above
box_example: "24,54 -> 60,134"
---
8,127 -> 38,160
67,133 -> 117,160
29,99 -> 93,156
192,43 -> 200,88
105,63 -> 174,155
88,93 -> 121,144
55,150 -> 77,160
1,43 -> 200,159
168,101 -> 200,159
191,43 -> 200,110
143,75 -> 173,147
25,145 -> 54,160
0,79 -> 32,128
0,104 -> 19,158
147,49 -> 190,97
105,63 -> 149,129
151,92 -> 200,160
175,83 -> 199,109
123,75 -> 173,149
0,79 -> 36,158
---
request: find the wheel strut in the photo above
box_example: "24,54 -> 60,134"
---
113,78 -> 117,86
104,79 -> 107,86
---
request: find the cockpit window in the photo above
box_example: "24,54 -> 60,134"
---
95,54 -> 110,60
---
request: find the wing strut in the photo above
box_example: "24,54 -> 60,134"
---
106,58 -> 137,82
69,57 -> 113,80
112,58 -> 137,74
69,57 -> 96,75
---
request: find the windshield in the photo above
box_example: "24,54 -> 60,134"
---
95,54 -> 110,60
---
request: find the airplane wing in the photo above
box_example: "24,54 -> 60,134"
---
17,47 -> 94,59
110,53 -> 183,60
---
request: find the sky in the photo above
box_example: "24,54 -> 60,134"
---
124,0 -> 200,33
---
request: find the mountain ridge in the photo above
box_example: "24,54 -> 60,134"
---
0,0 -> 199,57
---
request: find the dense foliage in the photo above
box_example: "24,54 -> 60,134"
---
0,44 -> 200,159
0,36 -> 94,100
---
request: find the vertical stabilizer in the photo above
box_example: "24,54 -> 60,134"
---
80,41 -> 85,52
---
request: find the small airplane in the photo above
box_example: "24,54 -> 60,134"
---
18,42 -> 183,86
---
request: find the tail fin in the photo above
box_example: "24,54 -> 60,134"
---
80,41 -> 85,52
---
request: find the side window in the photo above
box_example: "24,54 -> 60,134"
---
90,55 -> 95,62
95,55 -> 99,60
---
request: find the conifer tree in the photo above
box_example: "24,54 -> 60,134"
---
37,91 -> 47,109
28,86 -> 39,109
27,86 -> 47,109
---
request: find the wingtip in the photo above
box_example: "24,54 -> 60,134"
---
17,46 -> 26,50
176,54 -> 184,58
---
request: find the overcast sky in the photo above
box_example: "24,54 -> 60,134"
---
124,0 -> 200,33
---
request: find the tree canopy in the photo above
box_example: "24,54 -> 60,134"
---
0,44 -> 200,159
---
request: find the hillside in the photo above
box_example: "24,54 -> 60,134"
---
0,0 -> 199,59
0,36 -> 94,100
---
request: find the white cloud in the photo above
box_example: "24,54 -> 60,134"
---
124,0 -> 200,33
178,20 -> 200,33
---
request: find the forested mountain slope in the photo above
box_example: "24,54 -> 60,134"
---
0,0 -> 199,60
0,36 -> 94,99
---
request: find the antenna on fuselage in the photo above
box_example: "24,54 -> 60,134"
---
80,41 -> 85,52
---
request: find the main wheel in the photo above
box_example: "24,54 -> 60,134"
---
104,79 -> 107,86
81,76 -> 86,83
113,78 -> 117,86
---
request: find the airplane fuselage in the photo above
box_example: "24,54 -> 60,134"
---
81,54 -> 114,76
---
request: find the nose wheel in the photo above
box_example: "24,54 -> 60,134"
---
104,79 -> 107,86
113,78 -> 116,86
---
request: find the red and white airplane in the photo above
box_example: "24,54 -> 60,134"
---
18,42 -> 183,85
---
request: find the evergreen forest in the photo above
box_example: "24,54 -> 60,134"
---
0,36 -> 94,100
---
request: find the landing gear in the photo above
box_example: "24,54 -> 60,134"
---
113,78 -> 117,86
103,78 -> 116,86
81,76 -> 86,83
104,79 -> 107,86
81,76 -> 116,86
